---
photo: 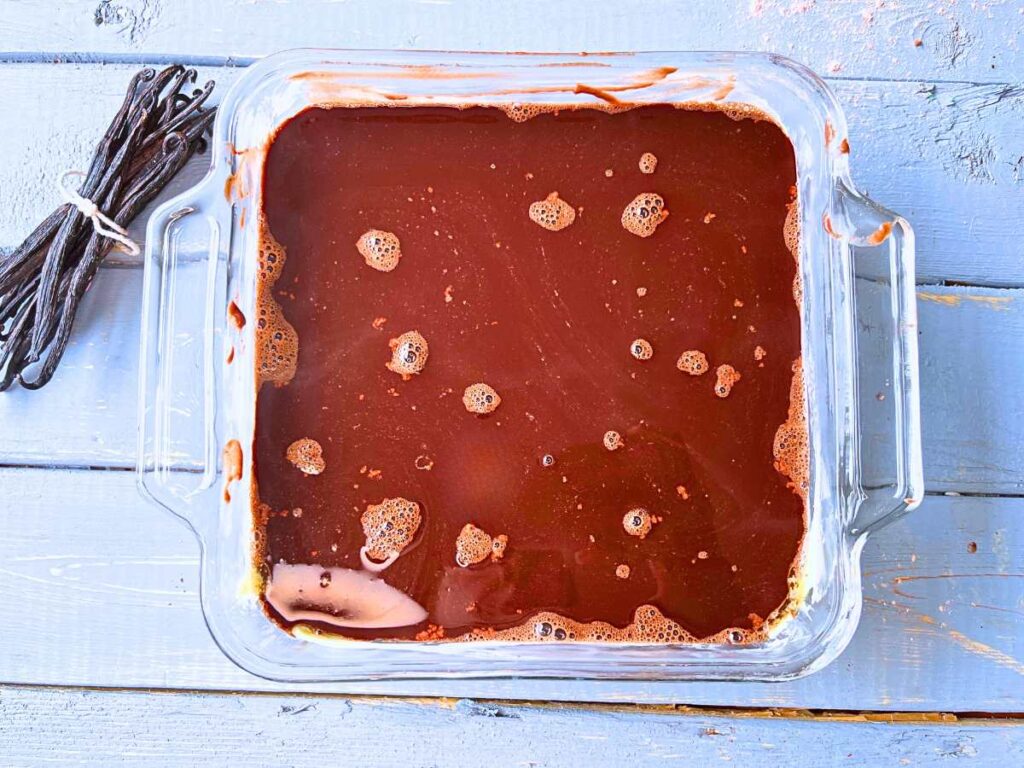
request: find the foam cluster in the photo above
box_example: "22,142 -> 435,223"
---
615,564 -> 631,579
463,383 -> 501,415
459,604 -> 701,644
630,338 -> 654,361
356,229 -> 402,272
223,439 -> 242,502
773,359 -> 809,499
500,103 -> 544,123
676,349 -> 709,376
621,193 -> 668,238
361,497 -> 422,562
714,364 -> 741,398
386,330 -> 429,379
603,430 -> 624,451
638,152 -> 658,174
256,224 -> 298,388
528,192 -> 576,232
285,438 -> 325,475
623,506 -> 657,538
455,523 -> 509,568
783,201 -> 802,304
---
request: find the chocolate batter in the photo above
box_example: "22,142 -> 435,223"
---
253,103 -> 805,643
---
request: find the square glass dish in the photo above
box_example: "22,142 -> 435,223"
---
138,49 -> 923,682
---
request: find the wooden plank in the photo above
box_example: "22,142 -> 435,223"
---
3,268 -> 1022,493
0,0 -> 1020,84
0,687 -> 1021,767
0,63 -> 1020,285
0,466 -> 1020,710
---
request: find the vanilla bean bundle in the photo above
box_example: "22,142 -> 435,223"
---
0,65 -> 216,391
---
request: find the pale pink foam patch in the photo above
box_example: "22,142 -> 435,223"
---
266,563 -> 427,629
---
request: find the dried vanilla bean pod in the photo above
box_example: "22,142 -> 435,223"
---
0,207 -> 68,292
29,101 -> 153,355
0,65 -> 216,391
26,69 -> 160,334
22,134 -> 200,388
23,109 -> 215,389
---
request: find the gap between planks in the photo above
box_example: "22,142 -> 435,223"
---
0,51 -> 1018,90
2,681 -> 1021,725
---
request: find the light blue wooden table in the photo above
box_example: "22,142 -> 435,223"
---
0,1 -> 1021,764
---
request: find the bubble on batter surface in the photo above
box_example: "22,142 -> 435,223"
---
361,497 -> 422,562
621,193 -> 668,238
623,507 -> 657,538
356,229 -> 402,272
603,430 -> 624,451
455,523 -> 508,568
754,345 -> 767,361
676,349 -> 709,376
285,438 -> 325,475
256,224 -> 298,388
630,338 -> 654,361
463,383 -> 501,414
386,330 -> 429,379
528,192 -> 576,232
615,564 -> 631,579
773,359 -> 809,499
714,364 -> 741,398
638,152 -> 658,174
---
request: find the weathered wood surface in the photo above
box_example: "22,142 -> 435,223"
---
1,0 -> 1020,84
1,467 -> 1020,710
1,686 -> 1021,767
1,63 -> 1022,284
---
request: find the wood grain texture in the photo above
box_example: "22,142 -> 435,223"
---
2,268 -> 1021,493
0,467 -> 1020,710
1,63 -> 1022,284
0,0 -> 1020,84
1,687 -> 1022,768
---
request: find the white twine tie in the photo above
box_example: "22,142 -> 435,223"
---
57,170 -> 141,256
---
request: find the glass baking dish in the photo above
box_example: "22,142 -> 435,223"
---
137,49 -> 923,682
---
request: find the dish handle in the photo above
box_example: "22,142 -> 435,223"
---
837,182 -> 925,537
137,187 -> 225,531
